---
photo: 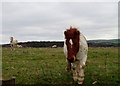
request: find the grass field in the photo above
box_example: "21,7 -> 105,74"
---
2,47 -> 119,85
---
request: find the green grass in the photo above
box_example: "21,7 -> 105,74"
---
2,47 -> 119,85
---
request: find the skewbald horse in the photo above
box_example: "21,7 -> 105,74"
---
64,26 -> 88,84
10,37 -> 18,48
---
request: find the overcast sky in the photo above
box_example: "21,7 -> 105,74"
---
1,1 -> 118,44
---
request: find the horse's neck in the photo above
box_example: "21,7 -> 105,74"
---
10,39 -> 13,43
11,39 -> 17,43
14,39 -> 17,43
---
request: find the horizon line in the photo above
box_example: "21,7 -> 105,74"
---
1,38 -> 119,45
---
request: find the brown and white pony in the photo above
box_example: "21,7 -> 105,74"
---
64,26 -> 88,84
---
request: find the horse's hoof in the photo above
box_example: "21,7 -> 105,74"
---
73,77 -> 77,81
78,81 -> 83,84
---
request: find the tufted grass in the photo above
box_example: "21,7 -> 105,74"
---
2,47 -> 119,85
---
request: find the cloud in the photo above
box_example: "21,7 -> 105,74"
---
2,2 -> 118,44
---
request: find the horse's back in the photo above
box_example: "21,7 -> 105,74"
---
77,33 -> 88,65
80,33 -> 88,49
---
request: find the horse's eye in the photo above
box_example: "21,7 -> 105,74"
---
74,31 -> 80,35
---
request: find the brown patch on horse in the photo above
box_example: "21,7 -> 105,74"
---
64,26 -> 80,63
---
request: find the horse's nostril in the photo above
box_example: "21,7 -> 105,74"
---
67,58 -> 74,63
73,67 -> 75,70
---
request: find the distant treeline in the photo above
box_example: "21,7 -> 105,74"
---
2,41 -> 63,48
1,39 -> 120,48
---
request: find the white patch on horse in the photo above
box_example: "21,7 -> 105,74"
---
69,39 -> 73,48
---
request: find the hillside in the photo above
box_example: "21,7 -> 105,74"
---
88,39 -> 119,44
87,39 -> 119,47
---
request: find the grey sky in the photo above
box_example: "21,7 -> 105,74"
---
1,1 -> 118,44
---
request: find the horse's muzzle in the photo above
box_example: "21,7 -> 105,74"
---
67,56 -> 76,63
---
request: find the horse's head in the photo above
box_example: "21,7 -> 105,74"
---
64,26 -> 80,63
10,37 -> 13,42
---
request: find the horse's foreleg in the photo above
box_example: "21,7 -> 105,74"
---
72,61 -> 85,84
66,61 -> 71,72
77,64 -> 85,84
72,63 -> 78,81
10,44 -> 13,50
